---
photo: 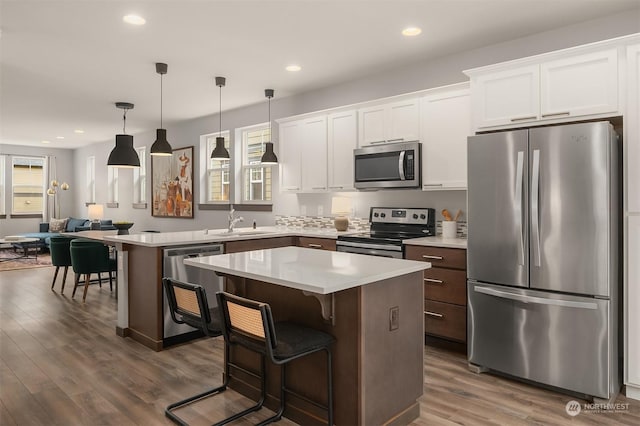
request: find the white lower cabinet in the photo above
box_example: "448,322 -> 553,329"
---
327,110 -> 357,191
420,85 -> 470,190
627,215 -> 640,400
301,116 -> 328,192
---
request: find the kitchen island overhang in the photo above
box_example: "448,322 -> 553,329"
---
186,246 -> 430,426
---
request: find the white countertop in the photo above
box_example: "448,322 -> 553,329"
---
403,236 -> 468,249
185,246 -> 430,294
103,226 -> 355,247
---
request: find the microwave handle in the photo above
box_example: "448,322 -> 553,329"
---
398,151 -> 406,180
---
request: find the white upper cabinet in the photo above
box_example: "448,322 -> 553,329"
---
467,45 -> 621,131
472,65 -> 540,128
279,120 -> 302,192
327,110 -> 357,191
541,49 -> 618,119
627,44 -> 640,213
420,85 -> 471,190
358,98 -> 420,146
301,116 -> 328,192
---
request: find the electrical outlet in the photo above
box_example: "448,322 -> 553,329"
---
389,306 -> 399,331
317,205 -> 324,216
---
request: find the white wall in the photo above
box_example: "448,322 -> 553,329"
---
0,146 -> 75,235
67,10 -> 639,233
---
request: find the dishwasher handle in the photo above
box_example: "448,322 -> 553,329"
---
164,244 -> 224,258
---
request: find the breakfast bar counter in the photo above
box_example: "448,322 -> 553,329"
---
185,246 -> 430,426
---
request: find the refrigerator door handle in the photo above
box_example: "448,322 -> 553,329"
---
474,286 -> 598,310
515,151 -> 525,266
531,149 -> 541,267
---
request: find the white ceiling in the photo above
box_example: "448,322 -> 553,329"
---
1,0 -> 639,149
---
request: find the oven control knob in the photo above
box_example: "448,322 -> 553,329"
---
374,213 -> 379,217
413,214 -> 418,219
420,214 -> 426,219
380,213 -> 386,218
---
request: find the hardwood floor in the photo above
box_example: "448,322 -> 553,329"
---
1,266 -> 638,425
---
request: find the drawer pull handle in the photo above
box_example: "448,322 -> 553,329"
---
424,311 -> 444,318
328,186 -> 344,189
424,278 -> 444,284
422,255 -> 443,260
510,115 -> 537,122
541,111 -> 570,118
308,244 -> 323,248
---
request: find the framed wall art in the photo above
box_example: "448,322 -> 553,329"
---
151,146 -> 194,218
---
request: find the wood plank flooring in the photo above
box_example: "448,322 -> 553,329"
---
1,266 -> 639,425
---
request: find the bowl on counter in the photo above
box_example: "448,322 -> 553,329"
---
113,222 -> 134,235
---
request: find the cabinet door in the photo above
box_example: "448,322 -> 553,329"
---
627,44 -> 640,212
301,116 -> 328,192
387,98 -> 420,142
421,89 -> 470,190
628,215 -> 640,387
279,121 -> 302,192
541,48 -> 618,119
472,65 -> 539,128
327,110 -> 357,191
358,105 -> 386,146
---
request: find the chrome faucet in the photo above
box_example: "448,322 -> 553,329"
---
227,206 -> 244,232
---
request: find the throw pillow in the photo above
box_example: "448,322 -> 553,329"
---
66,217 -> 87,232
49,217 -> 68,233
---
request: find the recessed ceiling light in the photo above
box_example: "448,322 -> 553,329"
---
285,64 -> 302,72
41,140 -> 50,144
402,27 -> 422,37
74,129 -> 85,134
123,14 -> 146,25
56,136 -> 64,139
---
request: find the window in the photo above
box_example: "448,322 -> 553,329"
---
133,146 -> 146,204
11,156 -> 45,215
201,131 -> 230,203
87,156 -> 95,203
0,155 -> 5,215
107,167 -> 118,204
241,125 -> 272,202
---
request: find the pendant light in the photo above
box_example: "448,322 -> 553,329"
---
210,76 -> 230,160
108,102 -> 140,168
150,62 -> 172,156
260,89 -> 278,165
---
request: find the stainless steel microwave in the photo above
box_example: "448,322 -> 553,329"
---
354,141 -> 421,189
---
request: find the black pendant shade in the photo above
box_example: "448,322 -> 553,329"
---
210,136 -> 229,160
108,134 -> 140,168
151,63 -> 173,156
151,128 -> 172,156
210,76 -> 230,160
108,102 -> 140,168
261,88 -> 278,165
261,142 -> 278,164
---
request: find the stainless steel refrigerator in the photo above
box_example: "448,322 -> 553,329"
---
467,121 -> 620,400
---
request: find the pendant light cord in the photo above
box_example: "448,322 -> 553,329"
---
160,73 -> 163,128
219,84 -> 222,134
122,109 -> 127,133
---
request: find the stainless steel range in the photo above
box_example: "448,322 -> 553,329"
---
336,207 -> 435,258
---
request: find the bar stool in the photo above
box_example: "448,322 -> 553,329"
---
49,236 -> 72,293
216,292 -> 334,426
69,239 -> 116,302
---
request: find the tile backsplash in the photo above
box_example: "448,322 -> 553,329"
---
275,215 -> 370,231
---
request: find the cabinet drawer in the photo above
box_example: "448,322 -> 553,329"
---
424,268 -> 467,306
424,300 -> 466,342
225,237 -> 295,254
298,237 -> 336,251
406,245 -> 466,270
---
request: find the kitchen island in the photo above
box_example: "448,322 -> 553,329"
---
185,246 -> 430,426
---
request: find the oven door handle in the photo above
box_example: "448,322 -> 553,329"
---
336,240 -> 403,252
398,150 -> 406,180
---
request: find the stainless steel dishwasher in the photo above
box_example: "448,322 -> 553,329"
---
162,243 -> 224,345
